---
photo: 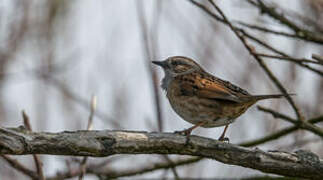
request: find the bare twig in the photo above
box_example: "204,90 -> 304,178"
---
48,157 -> 202,180
22,111 -> 32,130
239,126 -> 298,147
136,2 -> 180,178
242,31 -> 323,77
189,0 -> 323,77
312,54 -> 323,63
136,1 -> 164,132
162,156 -> 180,179
240,175 -> 297,180
94,157 -> 201,179
277,138 -> 322,151
242,31 -> 289,56
292,120 -> 323,138
43,76 -> 122,128
257,106 -> 323,138
257,106 -> 298,124
236,19 -> 323,45
1,155 -> 38,180
239,115 -> 323,147
87,95 -> 97,130
204,0 -> 304,121
79,95 -> 97,180
1,114 -> 322,179
256,53 -> 323,65
247,0 -> 323,45
248,0 -> 300,31
236,21 -> 299,38
22,110 -> 45,180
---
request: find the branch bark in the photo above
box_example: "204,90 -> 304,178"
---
0,128 -> 322,179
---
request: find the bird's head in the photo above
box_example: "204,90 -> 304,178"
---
152,56 -> 202,77
152,56 -> 203,90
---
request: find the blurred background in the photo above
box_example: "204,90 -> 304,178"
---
0,0 -> 322,179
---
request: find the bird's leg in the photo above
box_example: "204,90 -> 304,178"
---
174,122 -> 206,144
218,125 -> 230,142
218,125 -> 229,142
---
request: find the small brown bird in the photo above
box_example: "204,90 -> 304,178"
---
152,56 -> 291,142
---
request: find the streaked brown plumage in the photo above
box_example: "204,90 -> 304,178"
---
152,56 -> 291,142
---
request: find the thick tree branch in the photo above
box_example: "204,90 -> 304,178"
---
0,128 -> 322,179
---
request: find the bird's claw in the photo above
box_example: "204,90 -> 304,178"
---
174,129 -> 192,145
218,136 -> 230,143
174,129 -> 191,136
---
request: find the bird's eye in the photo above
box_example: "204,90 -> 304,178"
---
171,61 -> 179,66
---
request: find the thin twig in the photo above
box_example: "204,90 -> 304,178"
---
22,110 -> 32,130
312,54 -> 323,63
136,1 -> 164,132
256,53 -> 323,65
257,105 -> 298,124
79,95 -> 97,180
205,0 -> 304,122
44,76 -> 122,128
277,138 -> 322,151
239,115 -> 323,147
241,31 -> 323,76
87,95 -> 96,130
240,175 -> 297,180
247,0 -> 323,45
1,155 -> 38,180
22,110 -> 45,180
257,106 -> 323,138
236,21 -> 299,38
162,156 -> 180,179
48,157 -> 202,180
189,0 -> 323,77
95,157 -> 201,179
136,2 -> 180,178
248,0 -> 300,31
236,19 -> 323,45
242,31 -> 289,56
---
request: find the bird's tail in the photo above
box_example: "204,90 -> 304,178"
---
249,93 -> 296,101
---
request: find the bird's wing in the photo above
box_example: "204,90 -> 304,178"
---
178,76 -> 244,103
196,78 -> 243,103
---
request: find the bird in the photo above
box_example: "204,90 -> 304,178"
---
152,56 -> 293,142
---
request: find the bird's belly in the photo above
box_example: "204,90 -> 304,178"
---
167,95 -> 237,127
167,93 -> 252,128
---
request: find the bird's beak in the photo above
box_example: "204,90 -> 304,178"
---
152,60 -> 166,68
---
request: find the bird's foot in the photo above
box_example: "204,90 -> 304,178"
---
174,129 -> 192,145
218,136 -> 230,143
174,128 -> 192,136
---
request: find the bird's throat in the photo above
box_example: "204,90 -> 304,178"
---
161,76 -> 172,91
